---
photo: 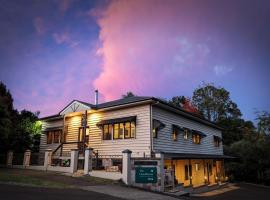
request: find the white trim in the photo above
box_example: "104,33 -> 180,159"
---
60,100 -> 91,115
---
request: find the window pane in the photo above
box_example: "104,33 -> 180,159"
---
47,132 -> 52,144
103,124 -> 111,140
119,123 -> 124,139
109,124 -> 113,139
153,128 -> 157,138
53,131 -> 60,143
131,122 -> 135,138
124,122 -> 131,138
114,124 -> 119,139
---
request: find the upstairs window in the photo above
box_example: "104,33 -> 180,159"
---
172,125 -> 184,141
213,136 -> 221,147
152,119 -> 165,138
184,129 -> 189,140
192,133 -> 201,144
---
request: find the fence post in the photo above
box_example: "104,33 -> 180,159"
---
6,151 -> 13,167
122,149 -> 132,185
23,150 -> 31,168
84,148 -> 93,175
44,149 -> 52,170
70,149 -> 79,173
156,151 -> 165,192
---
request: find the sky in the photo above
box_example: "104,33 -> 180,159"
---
0,0 -> 269,121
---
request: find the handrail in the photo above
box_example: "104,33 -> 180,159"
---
52,141 -> 86,156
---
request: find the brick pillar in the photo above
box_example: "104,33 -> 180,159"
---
156,152 -> 165,192
44,149 -> 52,169
122,149 -> 132,185
6,151 -> 13,167
84,148 -> 93,175
23,150 -> 31,167
70,149 -> 79,173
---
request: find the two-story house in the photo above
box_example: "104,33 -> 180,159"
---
39,93 -> 226,187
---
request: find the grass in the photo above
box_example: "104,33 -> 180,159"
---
0,169 -> 70,188
80,175 -> 118,185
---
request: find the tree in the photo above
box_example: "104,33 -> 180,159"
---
122,91 -> 135,98
256,111 -> 270,135
169,96 -> 200,115
192,83 -> 242,122
0,82 -> 41,152
0,82 -> 13,152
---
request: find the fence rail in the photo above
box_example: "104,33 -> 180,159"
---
30,153 -> 44,166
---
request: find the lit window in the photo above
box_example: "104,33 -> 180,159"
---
214,136 -> 221,147
184,129 -> 189,140
124,122 -> 131,138
192,134 -> 201,144
173,129 -> 177,141
119,123 -> 124,139
103,124 -> 112,140
153,128 -> 158,138
131,122 -> 136,138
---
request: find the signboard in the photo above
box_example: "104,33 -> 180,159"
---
135,167 -> 157,183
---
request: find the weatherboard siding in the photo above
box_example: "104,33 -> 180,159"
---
39,119 -> 63,153
152,106 -> 223,155
87,104 -> 151,157
39,104 -> 151,156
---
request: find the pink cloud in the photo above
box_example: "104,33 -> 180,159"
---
93,0 -> 212,101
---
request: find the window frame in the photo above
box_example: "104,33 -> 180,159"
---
214,136 -> 221,147
183,129 -> 189,140
102,120 -> 136,140
192,133 -> 201,144
47,130 -> 62,144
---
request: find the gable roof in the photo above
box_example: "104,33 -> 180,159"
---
40,96 -> 222,130
95,96 -> 152,109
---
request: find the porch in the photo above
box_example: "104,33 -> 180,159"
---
163,153 -> 230,194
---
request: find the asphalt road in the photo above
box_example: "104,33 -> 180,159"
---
0,184 -> 124,200
189,183 -> 270,200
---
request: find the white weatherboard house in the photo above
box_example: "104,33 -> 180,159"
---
39,91 -> 227,187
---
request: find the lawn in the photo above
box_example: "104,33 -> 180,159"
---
0,168 -> 69,188
0,168 -> 116,188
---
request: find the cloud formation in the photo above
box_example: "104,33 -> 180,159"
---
93,0 -> 212,100
214,65 -> 233,76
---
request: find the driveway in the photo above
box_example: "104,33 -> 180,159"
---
188,183 -> 270,200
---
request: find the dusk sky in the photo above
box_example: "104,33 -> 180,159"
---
0,0 -> 269,121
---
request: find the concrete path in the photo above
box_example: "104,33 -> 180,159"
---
82,185 -> 180,200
